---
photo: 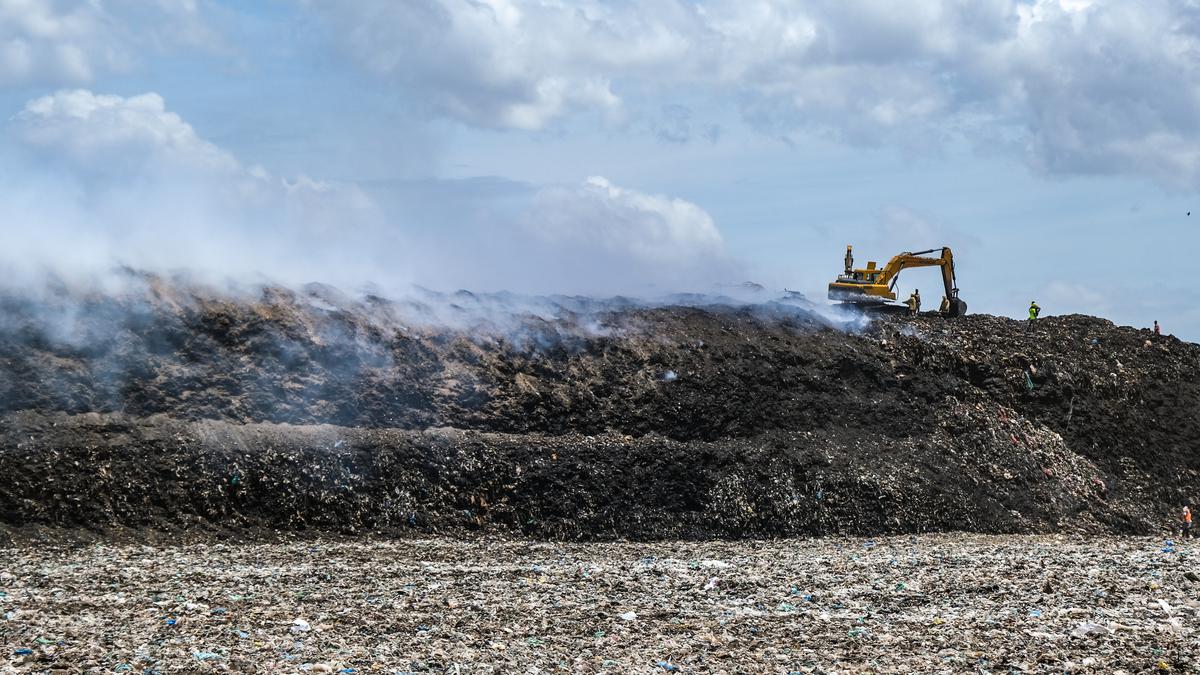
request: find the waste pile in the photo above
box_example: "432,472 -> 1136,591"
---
0,535 -> 1196,673
0,276 -> 1197,539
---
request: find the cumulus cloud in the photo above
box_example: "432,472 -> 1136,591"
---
311,0 -> 1200,188
16,90 -> 239,173
0,0 -> 218,86
1,89 -> 739,297
306,0 -> 648,130
519,176 -> 738,293
2,89 -> 392,290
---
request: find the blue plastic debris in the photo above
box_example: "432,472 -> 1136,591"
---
193,651 -> 221,661
13,648 -> 32,655
656,661 -> 679,671
165,618 -> 177,626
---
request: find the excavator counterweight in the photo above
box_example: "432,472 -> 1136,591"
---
828,245 -> 967,317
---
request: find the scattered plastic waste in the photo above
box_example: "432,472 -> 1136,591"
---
0,534 -> 1192,671
1070,622 -> 1111,638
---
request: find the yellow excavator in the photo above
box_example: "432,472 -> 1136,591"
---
827,245 -> 967,317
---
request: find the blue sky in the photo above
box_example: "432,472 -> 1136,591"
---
2,0 -> 1199,336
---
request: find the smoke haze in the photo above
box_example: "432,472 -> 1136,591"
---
0,90 -> 745,301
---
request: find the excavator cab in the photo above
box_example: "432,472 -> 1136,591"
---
828,245 -> 967,316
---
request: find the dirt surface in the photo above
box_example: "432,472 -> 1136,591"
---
1,278 -> 1198,538
1,535 -> 1198,673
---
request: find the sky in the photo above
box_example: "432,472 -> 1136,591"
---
1,0 -> 1199,336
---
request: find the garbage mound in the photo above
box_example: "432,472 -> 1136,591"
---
0,278 -> 1196,539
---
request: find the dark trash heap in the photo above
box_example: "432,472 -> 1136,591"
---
1,280 -> 1196,541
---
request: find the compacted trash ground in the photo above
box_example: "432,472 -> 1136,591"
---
1,534 -> 1198,673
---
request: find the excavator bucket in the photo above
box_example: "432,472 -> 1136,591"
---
945,297 -> 967,317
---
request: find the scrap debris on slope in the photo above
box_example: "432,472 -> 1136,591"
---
0,411 -> 1126,541
0,279 -> 1197,538
0,535 -> 1197,673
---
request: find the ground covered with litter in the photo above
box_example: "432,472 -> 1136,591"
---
1,534 -> 1198,673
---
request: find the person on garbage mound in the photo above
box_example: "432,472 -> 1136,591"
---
907,289 -> 921,316
1183,505 -> 1193,539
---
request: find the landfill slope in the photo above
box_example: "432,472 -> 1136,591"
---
0,280 -> 1197,540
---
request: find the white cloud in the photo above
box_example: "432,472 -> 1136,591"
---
16,90 -> 239,173
0,0 -> 218,86
311,0 -> 1200,189
529,176 -> 725,261
2,90 -> 740,297
516,175 -> 738,293
3,89 -> 392,289
306,0 -> 692,130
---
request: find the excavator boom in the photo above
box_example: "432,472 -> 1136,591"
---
828,245 -> 966,316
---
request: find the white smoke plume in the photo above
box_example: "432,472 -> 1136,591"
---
0,89 -> 744,301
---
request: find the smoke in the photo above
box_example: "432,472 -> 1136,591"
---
0,266 -> 845,425
0,89 -> 745,302
0,88 -> 870,426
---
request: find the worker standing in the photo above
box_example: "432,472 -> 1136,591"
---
1027,300 -> 1041,329
907,289 -> 921,316
1154,320 -> 1161,335
1184,506 -> 1193,539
